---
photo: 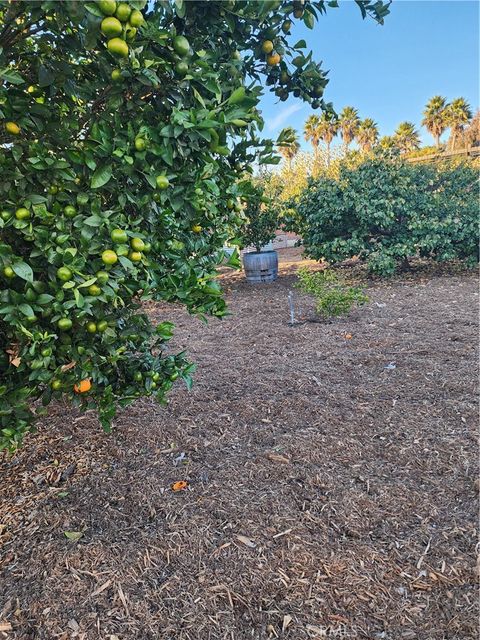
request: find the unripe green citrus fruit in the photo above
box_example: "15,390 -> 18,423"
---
101,16 -> 123,37
129,251 -> 142,262
125,26 -> 137,41
111,228 -> 128,243
98,0 -> 117,16
57,266 -> 73,281
96,270 -> 109,284
64,205 -> 76,218
57,318 -> 72,331
15,207 -> 30,220
102,249 -> 118,265
88,284 -> 102,296
129,9 -> 144,27
107,37 -> 129,58
261,40 -> 274,54
111,68 -> 123,82
115,2 -> 131,21
173,35 -> 190,57
130,237 -> 145,251
156,175 -> 170,190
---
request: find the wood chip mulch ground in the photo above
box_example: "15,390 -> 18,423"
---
1,249 -> 478,640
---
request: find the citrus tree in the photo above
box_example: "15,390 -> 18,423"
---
0,0 -> 389,449
294,156 -> 479,275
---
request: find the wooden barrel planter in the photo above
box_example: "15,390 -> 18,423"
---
243,250 -> 278,283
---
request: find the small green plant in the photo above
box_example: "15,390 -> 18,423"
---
239,182 -> 278,252
296,267 -> 368,317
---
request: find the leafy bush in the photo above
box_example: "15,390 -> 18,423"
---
239,182 -> 278,252
295,157 -> 479,275
296,267 -> 368,317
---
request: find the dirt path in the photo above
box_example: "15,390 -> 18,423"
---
1,254 -> 478,640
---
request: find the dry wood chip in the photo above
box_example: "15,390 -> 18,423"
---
282,614 -> 293,631
235,535 -> 256,548
266,452 -> 290,464
0,622 -> 13,632
91,579 -> 112,597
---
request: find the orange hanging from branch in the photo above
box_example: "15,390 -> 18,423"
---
73,379 -> 92,394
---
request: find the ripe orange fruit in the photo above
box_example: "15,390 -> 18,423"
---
266,52 -> 281,66
5,121 -> 20,135
74,379 -> 92,393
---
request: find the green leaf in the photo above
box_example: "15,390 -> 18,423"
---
74,288 -> 85,308
12,262 -> 33,282
304,11 -> 315,29
38,65 -> 55,87
91,164 -> 112,189
84,2 -> 104,17
0,68 -> 25,85
19,303 -> 35,317
175,0 -> 186,18
64,531 -> 83,541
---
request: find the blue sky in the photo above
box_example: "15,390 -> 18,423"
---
260,0 -> 479,150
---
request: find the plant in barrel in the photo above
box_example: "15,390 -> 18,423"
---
239,181 -> 279,283
0,0 -> 390,449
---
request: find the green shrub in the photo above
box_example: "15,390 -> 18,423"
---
296,267 -> 368,317
295,157 -> 479,276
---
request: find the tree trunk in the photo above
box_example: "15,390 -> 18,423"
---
435,133 -> 440,148
313,143 -> 319,167
400,257 -> 411,271
326,141 -> 331,167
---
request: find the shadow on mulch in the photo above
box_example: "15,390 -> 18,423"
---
1,250 -> 478,640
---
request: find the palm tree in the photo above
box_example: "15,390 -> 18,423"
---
394,121 -> 420,153
338,106 -> 360,151
445,97 -> 472,150
277,126 -> 300,170
356,118 -> 379,152
379,135 -> 396,151
316,111 -> 339,166
304,115 -> 322,165
422,95 -> 448,148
